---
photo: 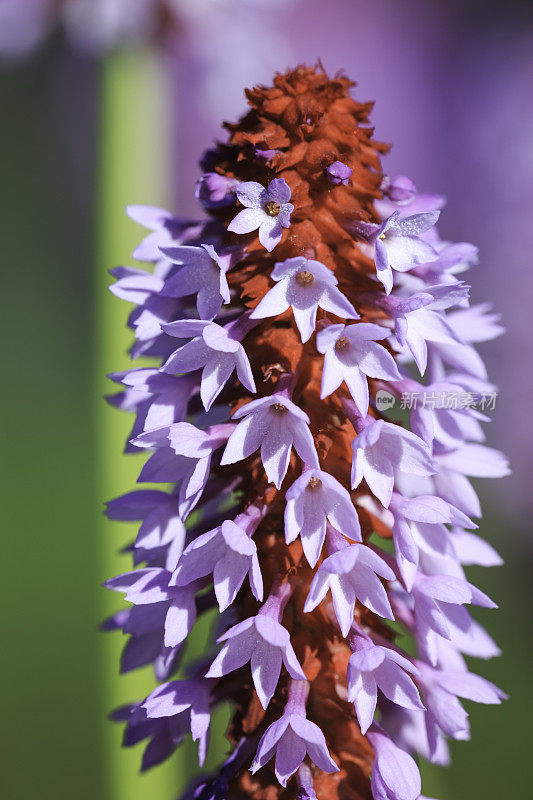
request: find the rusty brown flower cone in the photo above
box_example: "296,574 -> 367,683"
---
200,64 -> 393,800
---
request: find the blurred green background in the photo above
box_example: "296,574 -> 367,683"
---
1,5 -> 532,799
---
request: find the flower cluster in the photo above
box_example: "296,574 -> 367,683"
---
105,66 -> 508,800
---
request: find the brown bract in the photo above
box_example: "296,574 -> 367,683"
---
207,65 -> 395,799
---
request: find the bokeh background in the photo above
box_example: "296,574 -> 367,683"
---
1,1 -> 532,798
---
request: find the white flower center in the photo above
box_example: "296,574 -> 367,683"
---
307,476 -> 322,490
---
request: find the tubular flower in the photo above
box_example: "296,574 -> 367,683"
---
105,66 -> 508,800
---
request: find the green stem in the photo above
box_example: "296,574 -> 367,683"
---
95,48 -> 181,800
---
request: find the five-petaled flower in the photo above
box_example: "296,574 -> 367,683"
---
352,210 -> 440,294
317,323 -> 401,415
285,467 -> 361,567
228,178 -> 294,252
159,243 -> 236,320
251,680 -> 339,786
221,393 -> 319,489
161,319 -> 255,410
251,257 -> 359,343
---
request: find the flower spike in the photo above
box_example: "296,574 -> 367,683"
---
105,65 -> 507,800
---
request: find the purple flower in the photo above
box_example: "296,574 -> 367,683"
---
105,568 -> 198,650
376,177 -> 445,220
316,323 -> 401,415
389,283 -> 470,374
326,161 -> 352,186
350,417 -> 435,509
108,369 -> 196,437
126,205 -> 203,262
142,678 -> 212,766
367,725 -> 422,800
406,379 -> 488,448
160,319 -> 255,410
284,467 -> 361,568
221,393 -> 319,489
352,211 -> 440,294
414,661 -> 506,753
196,173 -> 240,210
227,179 -> 294,252
389,493 -> 475,590
105,489 -> 186,569
250,257 -> 359,343
206,583 -> 305,709
408,572 -> 497,665
381,175 -> 418,205
159,244 -> 236,320
304,530 -> 395,635
250,680 -> 338,785
347,634 -> 424,734
171,514 -> 263,611
134,422 -> 232,516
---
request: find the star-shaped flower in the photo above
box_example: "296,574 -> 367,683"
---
251,257 -> 359,343
205,611 -> 305,709
285,467 -> 362,568
221,393 -> 319,489
316,323 -> 401,415
251,682 -> 339,786
161,319 -> 255,410
227,178 -> 294,252
304,536 -> 395,635
347,635 -> 424,734
351,418 -> 435,509
353,210 -> 440,294
159,244 -> 237,320
171,518 -> 263,611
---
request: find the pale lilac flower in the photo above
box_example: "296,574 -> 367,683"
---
388,282 -> 470,373
221,393 -> 319,489
227,178 -> 294,252
196,173 -> 240,210
350,416 -> 435,508
106,489 -> 186,569
389,493 -> 476,590
109,369 -> 196,435
160,319 -> 255,410
160,244 -> 236,320
409,572 -> 496,665
126,204 -> 203,262
316,323 -> 401,415
326,161 -> 352,185
367,725 -> 422,800
251,257 -> 359,343
407,380 -> 488,448
105,567 -> 198,650
206,583 -> 305,709
250,680 -> 338,786
142,678 -> 213,766
171,514 -> 263,611
284,467 -> 361,568
414,661 -> 506,752
376,176 -> 445,220
352,211 -> 440,294
134,422 -> 233,516
304,529 -> 396,635
347,634 -> 424,734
